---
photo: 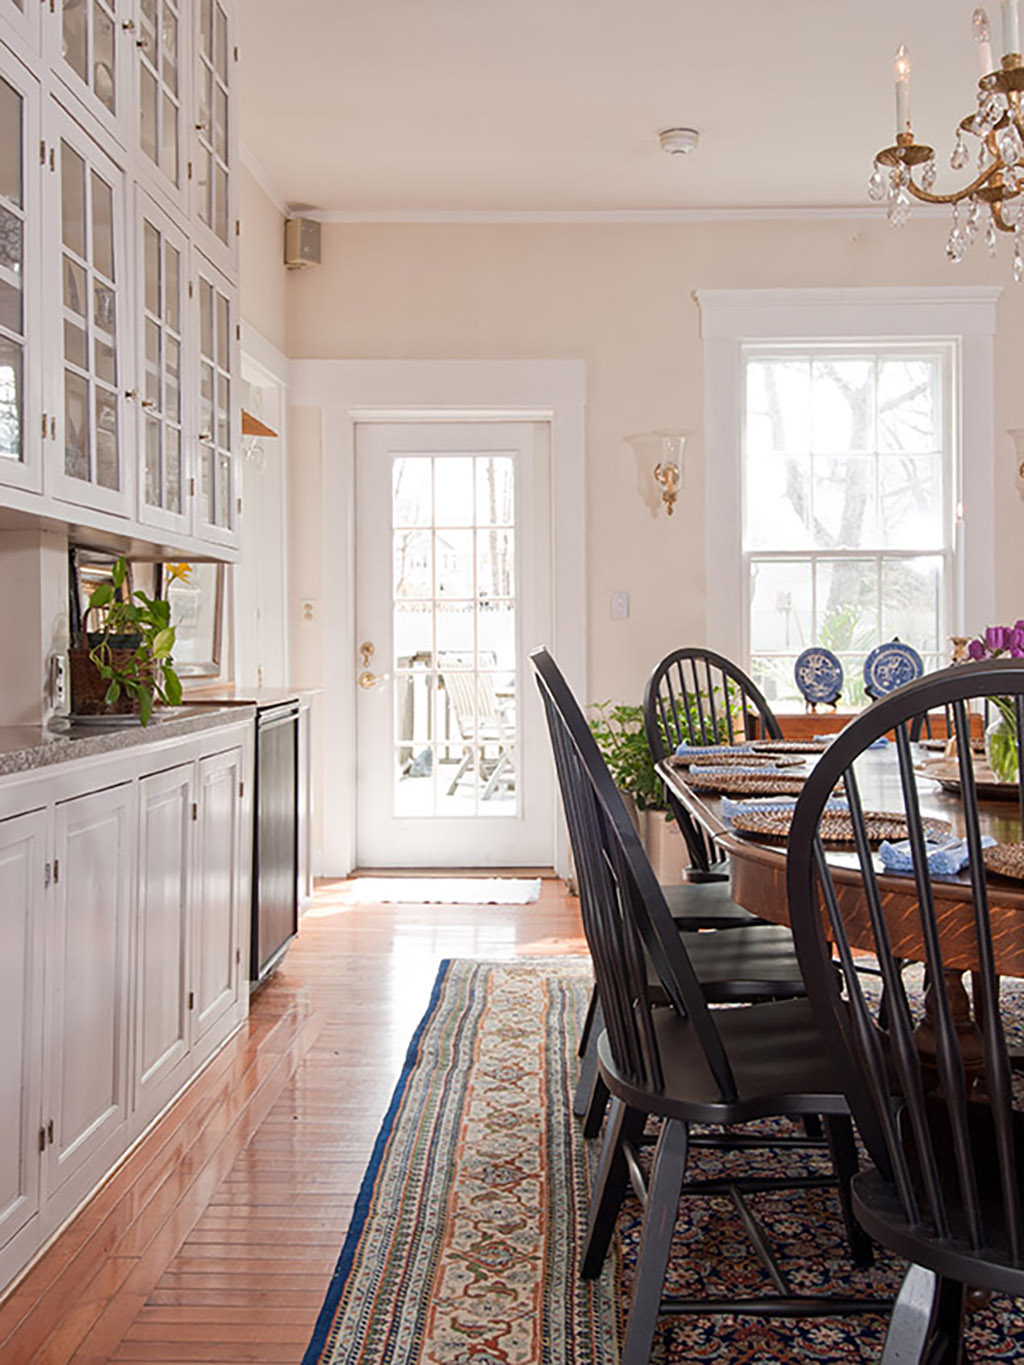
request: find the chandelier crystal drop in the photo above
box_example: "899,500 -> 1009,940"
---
873,3 -> 1024,279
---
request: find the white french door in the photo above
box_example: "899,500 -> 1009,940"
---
354,421 -> 554,868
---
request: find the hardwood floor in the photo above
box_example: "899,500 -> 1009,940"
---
0,878 -> 585,1364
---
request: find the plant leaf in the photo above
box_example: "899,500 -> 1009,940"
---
88,583 -> 114,610
112,558 -> 127,590
163,668 -> 182,706
138,689 -> 154,726
152,628 -> 174,659
104,679 -> 121,705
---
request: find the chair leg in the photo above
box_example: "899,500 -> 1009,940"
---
621,1118 -> 689,1365
581,1099 -> 645,1279
823,1114 -> 874,1269
446,748 -> 473,796
581,1074 -> 610,1139
573,991 -> 601,1118
881,1265 -> 966,1365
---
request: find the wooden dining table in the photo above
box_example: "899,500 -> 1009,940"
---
658,744 -> 1024,1071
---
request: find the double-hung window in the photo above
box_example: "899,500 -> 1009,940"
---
743,342 -> 954,707
698,288 -> 999,699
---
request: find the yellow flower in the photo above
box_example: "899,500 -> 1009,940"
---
165,562 -> 192,584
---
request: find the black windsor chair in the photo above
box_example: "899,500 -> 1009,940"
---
786,659 -> 1024,1364
644,645 -> 783,891
531,647 -> 886,1365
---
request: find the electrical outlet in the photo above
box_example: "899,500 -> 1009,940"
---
51,653 -> 68,708
301,599 -> 316,623
610,591 -> 630,621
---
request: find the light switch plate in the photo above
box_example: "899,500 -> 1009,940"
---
610,591 -> 630,620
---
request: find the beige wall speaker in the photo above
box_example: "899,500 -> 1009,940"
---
284,217 -> 321,269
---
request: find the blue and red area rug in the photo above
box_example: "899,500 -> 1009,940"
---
302,958 -> 1024,1364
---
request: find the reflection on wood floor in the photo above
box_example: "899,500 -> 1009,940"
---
0,878 -> 584,1364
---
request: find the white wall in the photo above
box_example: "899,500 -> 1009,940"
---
282,213 -> 1024,708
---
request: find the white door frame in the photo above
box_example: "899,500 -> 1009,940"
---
289,359 -> 587,877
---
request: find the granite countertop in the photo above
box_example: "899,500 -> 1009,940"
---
0,704 -> 256,777
183,684 -> 316,707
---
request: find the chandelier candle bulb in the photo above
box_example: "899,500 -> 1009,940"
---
974,7 -> 995,75
894,45 -> 912,135
1002,0 -> 1022,54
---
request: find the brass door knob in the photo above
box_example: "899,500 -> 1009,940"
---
358,669 -> 385,690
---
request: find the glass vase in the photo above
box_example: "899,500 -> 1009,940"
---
984,707 -> 1019,784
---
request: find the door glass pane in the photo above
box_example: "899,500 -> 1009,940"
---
64,369 -> 89,478
61,144 -> 86,257
93,2 -> 116,113
0,78 -> 23,206
63,0 -> 88,83
0,337 -> 22,460
391,452 -> 519,817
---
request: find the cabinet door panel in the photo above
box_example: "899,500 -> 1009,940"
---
192,0 -> 235,277
1,0 -> 42,55
191,250 -> 237,547
135,763 -> 190,1121
0,809 -> 44,1254
0,46 -> 42,493
47,0 -> 131,150
192,747 -> 241,1046
135,188 -> 189,534
45,784 -> 132,1203
46,103 -> 132,518
133,0 -> 186,213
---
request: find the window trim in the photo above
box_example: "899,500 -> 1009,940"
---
697,287 -> 1000,668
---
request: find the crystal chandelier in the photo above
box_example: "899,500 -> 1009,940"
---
870,2 -> 1024,280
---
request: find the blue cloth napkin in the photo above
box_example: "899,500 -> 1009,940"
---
720,795 -> 849,825
813,733 -> 889,749
878,835 -> 995,876
689,763 -> 789,776
675,741 -> 754,757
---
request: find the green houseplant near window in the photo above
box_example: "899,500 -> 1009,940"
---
76,558 -> 185,725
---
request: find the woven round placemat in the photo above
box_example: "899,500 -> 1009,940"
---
668,753 -> 805,770
682,771 -> 809,796
730,809 -> 953,848
983,843 -> 1024,881
750,740 -> 832,754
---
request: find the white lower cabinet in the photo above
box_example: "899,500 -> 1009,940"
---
43,783 -> 134,1222
134,764 -> 193,1126
0,809 -> 45,1289
0,717 -> 253,1295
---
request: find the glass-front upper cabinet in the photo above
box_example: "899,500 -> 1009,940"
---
49,0 -> 131,148
48,104 -> 130,516
193,0 -> 235,276
136,188 -> 187,533
135,0 -> 185,209
0,48 -> 41,493
2,0 -> 42,54
192,250 -> 236,543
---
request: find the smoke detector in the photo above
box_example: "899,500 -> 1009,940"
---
659,127 -> 699,156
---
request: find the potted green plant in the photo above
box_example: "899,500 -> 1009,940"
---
69,558 -> 186,725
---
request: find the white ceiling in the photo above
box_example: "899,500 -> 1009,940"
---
237,0 -> 999,218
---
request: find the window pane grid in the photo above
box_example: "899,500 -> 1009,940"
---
743,343 -> 952,706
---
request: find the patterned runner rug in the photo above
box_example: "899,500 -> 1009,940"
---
303,959 -> 1024,1365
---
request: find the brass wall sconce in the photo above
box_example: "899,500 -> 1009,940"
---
626,430 -> 687,516
1009,428 -> 1024,495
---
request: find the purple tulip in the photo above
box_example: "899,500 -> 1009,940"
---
968,638 -> 986,660
1014,625 -> 1024,650
986,626 -> 1008,651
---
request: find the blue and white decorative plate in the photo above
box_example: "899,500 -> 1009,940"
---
794,647 -> 844,706
863,639 -> 924,698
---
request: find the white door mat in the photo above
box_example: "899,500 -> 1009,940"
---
342,877 -> 542,905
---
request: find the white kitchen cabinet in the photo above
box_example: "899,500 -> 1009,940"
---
192,248 -> 238,545
43,781 -> 133,1217
0,43 -> 42,494
191,0 -> 234,278
133,0 -> 187,215
191,744 -> 244,1059
134,761 -> 191,1125
46,100 -> 133,519
0,809 -> 45,1277
46,0 -> 132,152
135,186 -> 189,535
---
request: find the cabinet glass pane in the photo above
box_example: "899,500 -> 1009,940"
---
145,414 -> 159,503
0,206 -> 22,276
0,277 -> 20,334
140,67 -> 158,163
214,166 -> 227,242
63,0 -> 88,83
94,281 -> 115,383
163,7 -> 178,95
199,279 -> 212,356
214,86 -> 227,161
216,454 -> 229,525
91,173 -> 113,279
165,244 -> 179,330
64,257 -> 85,316
216,373 -> 228,447
214,3 -> 228,81
65,369 -> 89,479
199,445 -> 212,522
216,292 -> 228,369
200,361 -> 213,434
61,144 -> 86,257
93,2 -> 115,114
144,318 -> 160,402
165,334 -> 180,417
166,427 -> 180,511
0,338 -> 22,460
160,95 -> 178,182
64,319 -> 86,369
143,221 -> 159,314
95,387 -> 118,488
0,79 -> 22,206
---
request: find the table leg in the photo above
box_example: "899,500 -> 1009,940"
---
913,968 -> 984,1084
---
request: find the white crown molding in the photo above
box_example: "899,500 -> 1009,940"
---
307,203 -> 950,225
239,143 -> 290,218
696,285 -> 1003,340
